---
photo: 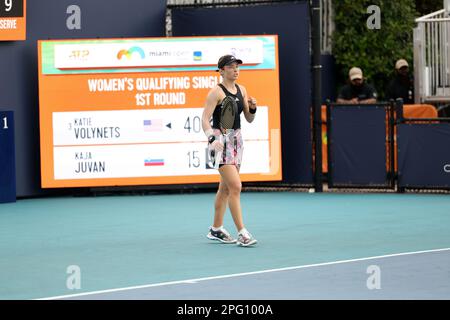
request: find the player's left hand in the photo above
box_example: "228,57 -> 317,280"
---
248,96 -> 257,109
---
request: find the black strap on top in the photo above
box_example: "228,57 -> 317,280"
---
219,83 -> 240,97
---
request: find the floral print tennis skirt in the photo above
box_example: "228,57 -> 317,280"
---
209,128 -> 244,169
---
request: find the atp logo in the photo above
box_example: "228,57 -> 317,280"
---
69,50 -> 89,61
117,47 -> 146,60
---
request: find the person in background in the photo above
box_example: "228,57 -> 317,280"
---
337,67 -> 377,104
386,59 -> 414,104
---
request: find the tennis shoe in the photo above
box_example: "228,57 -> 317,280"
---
207,227 -> 237,244
237,230 -> 257,247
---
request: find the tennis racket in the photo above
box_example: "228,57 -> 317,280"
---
214,95 -> 238,169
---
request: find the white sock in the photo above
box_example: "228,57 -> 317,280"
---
238,228 -> 248,236
212,226 -> 223,232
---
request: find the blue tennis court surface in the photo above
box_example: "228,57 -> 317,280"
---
0,192 -> 449,300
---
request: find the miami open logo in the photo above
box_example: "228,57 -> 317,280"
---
117,46 -> 146,60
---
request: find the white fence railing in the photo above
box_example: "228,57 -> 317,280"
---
321,0 -> 333,54
414,9 -> 450,103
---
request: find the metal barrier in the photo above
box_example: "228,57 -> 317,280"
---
325,102 -> 395,189
395,99 -> 450,191
321,99 -> 450,191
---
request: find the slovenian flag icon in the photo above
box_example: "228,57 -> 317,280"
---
144,159 -> 165,166
143,119 -> 163,132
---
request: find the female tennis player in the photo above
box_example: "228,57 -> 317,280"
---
202,54 -> 258,247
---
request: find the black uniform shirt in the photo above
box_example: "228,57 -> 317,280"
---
338,83 -> 377,101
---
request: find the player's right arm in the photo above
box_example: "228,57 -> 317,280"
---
202,86 -> 220,138
202,87 -> 224,152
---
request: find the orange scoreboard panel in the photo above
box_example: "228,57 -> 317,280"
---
38,35 -> 282,188
0,0 -> 26,41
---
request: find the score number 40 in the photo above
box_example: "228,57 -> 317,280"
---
184,116 -> 201,134
185,116 -> 207,169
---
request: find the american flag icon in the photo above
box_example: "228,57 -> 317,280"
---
143,119 -> 163,132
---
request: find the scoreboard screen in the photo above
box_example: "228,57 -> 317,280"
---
38,35 -> 282,188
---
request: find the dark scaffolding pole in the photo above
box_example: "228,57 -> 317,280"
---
311,0 -> 323,192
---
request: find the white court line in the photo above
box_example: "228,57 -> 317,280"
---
37,247 -> 450,300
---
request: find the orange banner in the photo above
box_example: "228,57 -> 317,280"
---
38,36 -> 282,188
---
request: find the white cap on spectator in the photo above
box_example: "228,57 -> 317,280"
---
349,67 -> 363,80
395,59 -> 409,69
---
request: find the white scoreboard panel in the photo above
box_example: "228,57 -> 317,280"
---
52,108 -> 270,179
